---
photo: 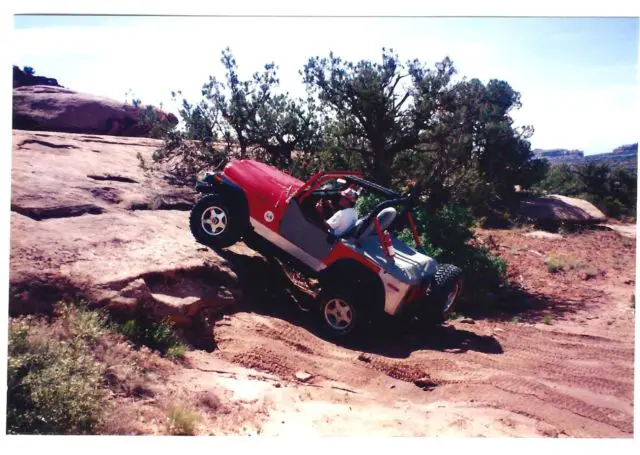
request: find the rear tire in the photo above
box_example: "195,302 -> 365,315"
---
189,194 -> 246,249
423,264 -> 463,325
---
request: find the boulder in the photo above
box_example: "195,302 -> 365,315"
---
518,194 -> 606,224
13,85 -> 178,137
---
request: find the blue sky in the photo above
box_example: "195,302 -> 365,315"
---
12,15 -> 639,155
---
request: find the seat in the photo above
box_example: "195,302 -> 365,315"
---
352,207 -> 398,240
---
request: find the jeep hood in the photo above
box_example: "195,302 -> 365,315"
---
345,236 -> 438,286
223,160 -> 304,198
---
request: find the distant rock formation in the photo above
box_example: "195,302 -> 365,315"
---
13,65 -> 62,88
612,143 -> 638,155
534,145 -> 637,172
13,85 -> 178,138
533,149 -> 585,163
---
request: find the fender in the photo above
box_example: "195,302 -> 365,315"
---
196,173 -> 250,224
318,258 -> 386,314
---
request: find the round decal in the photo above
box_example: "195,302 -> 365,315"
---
264,210 -> 274,222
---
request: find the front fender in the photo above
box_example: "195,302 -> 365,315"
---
195,181 -> 217,193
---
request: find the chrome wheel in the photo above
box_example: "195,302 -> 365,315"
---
201,205 -> 228,236
443,280 -> 461,314
323,298 -> 354,331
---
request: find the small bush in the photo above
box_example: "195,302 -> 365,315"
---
543,314 -> 552,325
544,257 -> 563,274
136,152 -> 148,170
166,344 -> 188,360
166,405 -> 200,435
7,310 -> 107,434
396,203 -> 507,293
544,255 -> 587,274
115,313 -> 186,358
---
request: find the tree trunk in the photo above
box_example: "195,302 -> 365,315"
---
371,142 -> 393,187
238,136 -> 247,159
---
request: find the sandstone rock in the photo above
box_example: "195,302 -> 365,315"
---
9,130 -> 247,322
13,85 -> 177,137
294,371 -> 313,382
519,194 -> 606,224
11,130 -> 193,223
524,231 -> 563,240
595,224 -> 636,239
106,296 -> 139,317
13,65 -> 61,89
120,278 -> 152,300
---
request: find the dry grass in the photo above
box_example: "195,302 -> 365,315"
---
166,404 -> 200,435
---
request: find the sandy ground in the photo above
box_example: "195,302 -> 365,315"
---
153,229 -> 635,437
9,130 -> 635,437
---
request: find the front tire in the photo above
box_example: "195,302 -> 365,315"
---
424,264 -> 463,324
189,194 -> 245,249
317,288 -> 365,339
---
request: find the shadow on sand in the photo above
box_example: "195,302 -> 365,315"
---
215,248 -> 504,357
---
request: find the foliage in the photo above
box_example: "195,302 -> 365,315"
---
302,48 -> 547,214
544,257 -> 562,273
392,203 -> 507,292
124,91 -> 175,139
166,404 -> 200,435
143,47 -> 562,292
7,303 -> 108,434
23,66 -> 35,76
115,313 -> 187,358
166,344 -> 188,360
154,48 -> 325,181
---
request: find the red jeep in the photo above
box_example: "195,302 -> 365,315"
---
189,159 -> 463,337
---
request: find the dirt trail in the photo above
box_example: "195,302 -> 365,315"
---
166,229 -> 635,437
9,130 -> 635,436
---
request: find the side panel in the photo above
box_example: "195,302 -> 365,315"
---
279,200 -> 335,260
249,217 -> 327,272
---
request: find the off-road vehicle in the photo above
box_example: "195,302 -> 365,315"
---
189,160 -> 463,337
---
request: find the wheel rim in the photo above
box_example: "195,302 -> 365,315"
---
201,205 -> 228,236
323,298 -> 354,331
443,280 -> 461,313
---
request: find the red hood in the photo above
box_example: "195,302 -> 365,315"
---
222,160 -> 304,196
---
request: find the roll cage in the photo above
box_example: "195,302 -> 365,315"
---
293,171 -> 423,252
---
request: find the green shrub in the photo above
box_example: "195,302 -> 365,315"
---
544,257 -> 563,273
7,315 -> 107,434
396,204 -> 507,292
166,405 -> 200,435
115,313 -> 186,358
166,344 -> 188,360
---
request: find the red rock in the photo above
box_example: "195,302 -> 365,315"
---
13,85 -> 177,137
